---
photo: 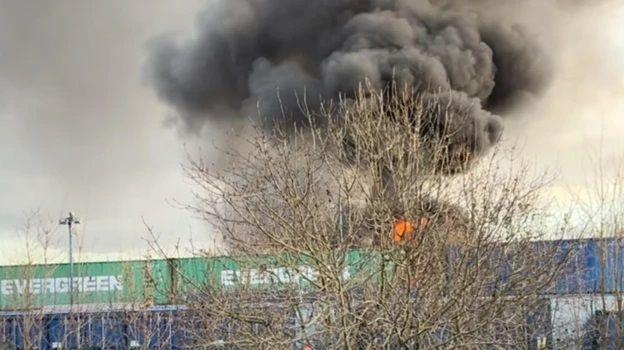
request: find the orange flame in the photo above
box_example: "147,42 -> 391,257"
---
392,217 -> 429,244
393,220 -> 414,243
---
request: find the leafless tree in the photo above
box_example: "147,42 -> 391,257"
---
0,213 -> 180,349
556,155 -> 624,349
177,85 -> 574,349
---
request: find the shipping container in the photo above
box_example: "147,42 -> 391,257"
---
0,238 -> 622,348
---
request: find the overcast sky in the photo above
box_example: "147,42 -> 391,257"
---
0,1 -> 623,264
504,2 -> 624,194
0,1 -> 212,263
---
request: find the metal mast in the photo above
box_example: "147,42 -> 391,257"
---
59,212 -> 80,307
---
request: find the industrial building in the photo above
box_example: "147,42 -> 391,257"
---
0,238 -> 622,349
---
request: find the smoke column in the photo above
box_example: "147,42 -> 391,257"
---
148,0 -> 552,160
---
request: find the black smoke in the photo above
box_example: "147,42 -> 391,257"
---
148,0 -> 551,159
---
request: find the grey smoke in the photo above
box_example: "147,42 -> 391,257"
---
148,0 -> 552,159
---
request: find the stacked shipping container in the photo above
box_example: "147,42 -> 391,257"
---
0,239 -> 621,348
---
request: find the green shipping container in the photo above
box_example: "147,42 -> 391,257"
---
0,250 -> 380,311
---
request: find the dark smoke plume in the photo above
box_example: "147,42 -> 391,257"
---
149,0 -> 551,159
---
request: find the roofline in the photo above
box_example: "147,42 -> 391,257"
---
0,236 -> 620,269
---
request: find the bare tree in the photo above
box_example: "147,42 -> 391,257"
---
557,155 -> 624,349
177,85 -> 574,349
0,212 -> 181,349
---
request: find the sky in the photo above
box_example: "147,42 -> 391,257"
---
503,2 -> 624,200
0,1 -> 623,264
0,1 -> 211,264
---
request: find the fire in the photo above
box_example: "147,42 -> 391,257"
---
392,217 -> 429,244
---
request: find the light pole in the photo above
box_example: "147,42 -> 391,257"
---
59,212 -> 79,307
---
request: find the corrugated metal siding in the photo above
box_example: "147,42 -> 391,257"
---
553,238 -> 624,294
0,308 -> 186,349
0,239 -> 624,348
0,251 -> 364,310
0,239 -> 623,310
0,259 -> 182,310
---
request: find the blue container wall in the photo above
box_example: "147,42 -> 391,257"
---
551,238 -> 624,294
0,309 -> 187,350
